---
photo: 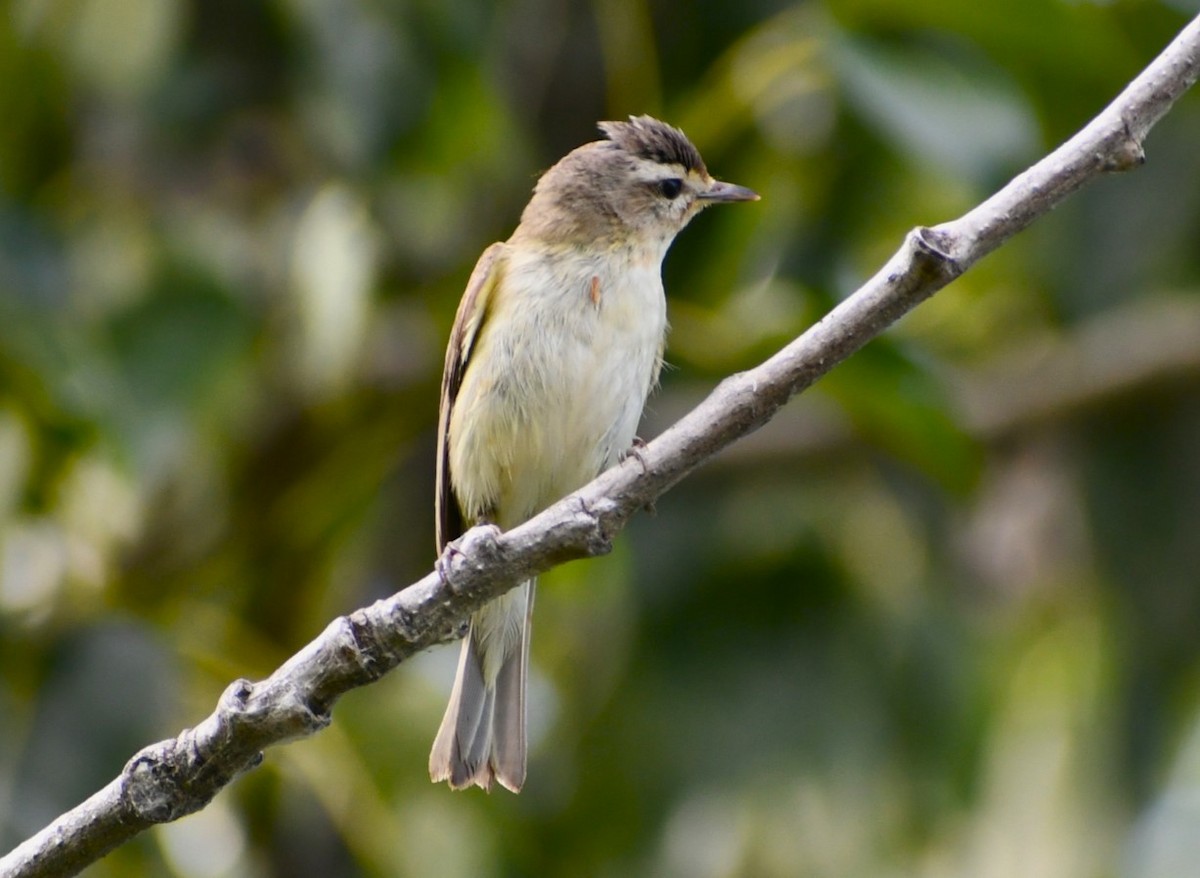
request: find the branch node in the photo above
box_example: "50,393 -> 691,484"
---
1105,124 -> 1147,171
274,683 -> 332,737
225,678 -> 254,709
345,611 -> 392,678
882,226 -> 962,292
912,226 -> 960,272
576,495 -> 616,556
123,746 -> 197,823
212,679 -> 257,736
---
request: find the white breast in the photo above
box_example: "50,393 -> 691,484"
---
448,244 -> 667,527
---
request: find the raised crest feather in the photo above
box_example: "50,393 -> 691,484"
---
598,115 -> 707,175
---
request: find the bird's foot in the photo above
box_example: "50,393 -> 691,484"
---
620,438 -> 656,515
621,436 -> 650,473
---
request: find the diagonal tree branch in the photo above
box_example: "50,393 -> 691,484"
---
668,295 -> 1200,467
4,13 -> 1199,878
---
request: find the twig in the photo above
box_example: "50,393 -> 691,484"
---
4,13 -> 1199,878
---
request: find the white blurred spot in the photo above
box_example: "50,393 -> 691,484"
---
0,518 -> 68,613
1123,715 -> 1200,878
157,800 -> 248,878
58,454 -> 142,589
659,792 -> 743,878
290,185 -> 379,399
394,792 -> 498,878
1123,789 -> 1200,878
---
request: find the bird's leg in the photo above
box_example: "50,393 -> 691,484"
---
436,517 -> 503,638
435,514 -> 503,587
620,436 -> 650,473
433,545 -> 469,639
619,437 -> 657,515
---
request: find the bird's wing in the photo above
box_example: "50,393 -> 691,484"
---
436,242 -> 506,551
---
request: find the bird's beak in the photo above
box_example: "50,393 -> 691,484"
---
698,180 -> 760,203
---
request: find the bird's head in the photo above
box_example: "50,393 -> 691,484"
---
514,115 -> 758,255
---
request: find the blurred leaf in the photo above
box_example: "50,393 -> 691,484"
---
831,32 -> 1038,183
106,264 -> 253,412
821,341 -> 984,494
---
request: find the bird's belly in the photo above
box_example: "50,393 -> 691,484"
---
449,263 -> 665,527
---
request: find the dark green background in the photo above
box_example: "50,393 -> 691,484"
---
2,1 -> 1199,875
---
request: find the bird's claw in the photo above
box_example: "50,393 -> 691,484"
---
621,436 -> 650,473
618,438 -> 657,514
436,523 -> 503,586
434,543 -> 464,586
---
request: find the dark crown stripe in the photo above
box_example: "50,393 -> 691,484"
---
598,115 -> 707,175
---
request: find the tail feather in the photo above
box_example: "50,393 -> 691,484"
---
490,583 -> 533,791
429,634 -> 493,788
429,580 -> 534,792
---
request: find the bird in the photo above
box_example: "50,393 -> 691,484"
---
429,115 -> 758,792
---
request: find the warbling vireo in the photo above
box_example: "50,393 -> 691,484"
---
429,115 -> 758,792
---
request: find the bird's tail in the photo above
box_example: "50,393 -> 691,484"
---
429,579 -> 534,792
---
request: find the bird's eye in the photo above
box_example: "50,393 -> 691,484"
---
657,178 -> 684,199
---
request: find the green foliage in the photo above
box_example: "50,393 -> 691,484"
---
2,1 -> 1200,876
